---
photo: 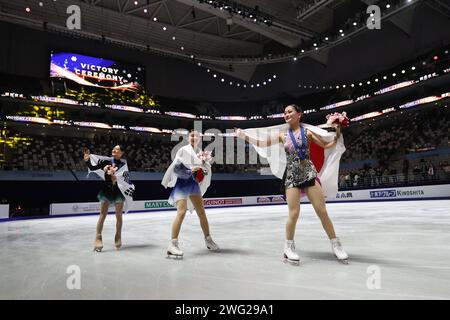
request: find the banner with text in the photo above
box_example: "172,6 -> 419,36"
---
49,184 -> 450,216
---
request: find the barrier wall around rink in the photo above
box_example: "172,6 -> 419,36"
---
49,184 -> 450,216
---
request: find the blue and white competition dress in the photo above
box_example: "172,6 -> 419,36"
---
161,144 -> 212,211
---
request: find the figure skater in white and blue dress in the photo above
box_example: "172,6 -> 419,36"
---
162,130 -> 220,259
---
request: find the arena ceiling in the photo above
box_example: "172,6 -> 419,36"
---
0,0 -> 410,61
0,0 -> 449,97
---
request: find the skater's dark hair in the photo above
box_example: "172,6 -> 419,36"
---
117,144 -> 125,153
113,144 -> 126,160
286,104 -> 303,114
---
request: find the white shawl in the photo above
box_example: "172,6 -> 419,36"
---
243,123 -> 346,198
161,144 -> 212,212
87,154 -> 135,213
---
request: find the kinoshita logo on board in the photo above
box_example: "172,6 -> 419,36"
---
370,189 -> 425,198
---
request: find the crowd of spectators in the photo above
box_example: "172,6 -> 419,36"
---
342,107 -> 449,162
1,133 -> 263,173
2,134 -> 172,172
339,159 -> 450,189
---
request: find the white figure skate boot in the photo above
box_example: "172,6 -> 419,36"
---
167,239 -> 184,259
205,235 -> 220,252
331,237 -> 349,264
283,240 -> 300,265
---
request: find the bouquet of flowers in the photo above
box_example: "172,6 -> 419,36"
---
326,111 -> 350,128
197,151 -> 213,163
194,151 -> 212,183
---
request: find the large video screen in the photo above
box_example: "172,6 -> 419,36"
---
50,51 -> 144,92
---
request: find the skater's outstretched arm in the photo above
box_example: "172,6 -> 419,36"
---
307,128 -> 340,149
234,128 -> 281,147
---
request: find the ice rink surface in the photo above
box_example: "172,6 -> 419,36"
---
1,200 -> 449,300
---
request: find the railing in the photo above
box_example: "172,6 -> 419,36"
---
339,171 -> 450,190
